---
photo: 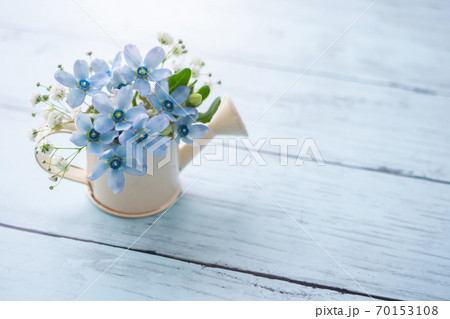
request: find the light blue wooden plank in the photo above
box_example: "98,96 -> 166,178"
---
0,0 -> 449,92
2,31 -> 450,182
1,107 -> 450,300
0,227 -> 371,300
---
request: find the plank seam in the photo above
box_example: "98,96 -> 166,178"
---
4,101 -> 449,185
0,221 -> 399,301
236,146 -> 450,186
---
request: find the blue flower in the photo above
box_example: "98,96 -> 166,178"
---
147,80 -> 197,122
70,112 -> 118,155
54,60 -> 109,107
88,146 -> 146,194
119,44 -> 172,96
92,86 -> 147,133
91,51 -> 122,77
119,113 -> 171,166
174,115 -> 209,145
107,69 -> 131,92
91,52 -> 129,92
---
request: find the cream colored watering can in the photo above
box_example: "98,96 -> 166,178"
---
35,94 -> 247,218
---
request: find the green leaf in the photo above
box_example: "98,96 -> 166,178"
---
197,97 -> 221,123
196,85 -> 210,101
168,68 -> 191,93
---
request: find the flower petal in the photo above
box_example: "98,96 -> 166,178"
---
148,68 -> 172,82
143,46 -> 165,69
146,136 -> 171,157
154,80 -> 169,101
115,145 -> 127,158
91,59 -> 110,74
94,114 -> 115,133
87,141 -> 105,156
115,120 -> 131,131
172,106 -> 198,117
178,114 -> 195,127
99,130 -> 118,144
133,114 -> 149,131
181,136 -> 193,145
92,94 -> 115,114
162,111 -> 177,122
88,160 -> 109,181
70,131 -> 88,147
125,105 -> 146,122
86,88 -> 107,97
54,70 -> 77,88
75,112 -> 93,131
89,73 -> 109,89
118,129 -> 134,145
111,51 -> 122,71
123,44 -> 142,68
188,124 -> 209,138
134,78 -> 150,96
145,113 -> 169,132
67,88 -> 86,107
147,95 -> 162,111
123,165 -> 146,176
73,60 -> 89,81
170,85 -> 190,105
100,149 -> 114,160
108,168 -> 125,194
119,65 -> 136,82
116,86 -> 133,110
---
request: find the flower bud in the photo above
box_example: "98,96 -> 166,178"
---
188,93 -> 202,107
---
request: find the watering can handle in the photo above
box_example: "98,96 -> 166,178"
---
34,122 -> 87,184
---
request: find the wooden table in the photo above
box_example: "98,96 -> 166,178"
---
0,0 -> 449,300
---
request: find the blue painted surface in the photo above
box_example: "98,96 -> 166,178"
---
0,0 -> 449,300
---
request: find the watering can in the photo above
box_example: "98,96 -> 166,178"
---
35,94 -> 247,218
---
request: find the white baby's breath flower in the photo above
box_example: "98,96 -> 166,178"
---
52,155 -> 68,170
30,92 -> 41,107
191,65 -> 201,78
41,105 -> 52,120
50,85 -> 66,101
172,61 -> 185,73
190,56 -> 204,67
37,139 -> 53,155
27,128 -> 38,142
157,32 -> 174,46
49,175 -> 59,182
172,43 -> 185,56
47,111 -> 63,127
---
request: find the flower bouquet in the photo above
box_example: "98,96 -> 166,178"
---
28,33 -> 231,217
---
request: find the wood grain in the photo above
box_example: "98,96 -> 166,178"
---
1,0 -> 450,92
0,227 -> 371,300
1,107 -> 449,300
1,0 -> 449,301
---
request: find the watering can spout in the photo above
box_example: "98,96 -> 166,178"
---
178,94 -> 247,171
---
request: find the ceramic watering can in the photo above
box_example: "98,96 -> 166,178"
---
35,94 -> 247,218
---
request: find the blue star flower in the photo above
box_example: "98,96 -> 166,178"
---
119,113 -> 171,166
107,69 -> 132,92
88,146 -> 146,194
54,59 -> 109,107
91,51 -> 122,77
119,44 -> 172,96
147,80 -> 197,122
92,86 -> 147,133
91,52 -> 130,92
70,112 -> 118,156
174,115 -> 209,145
